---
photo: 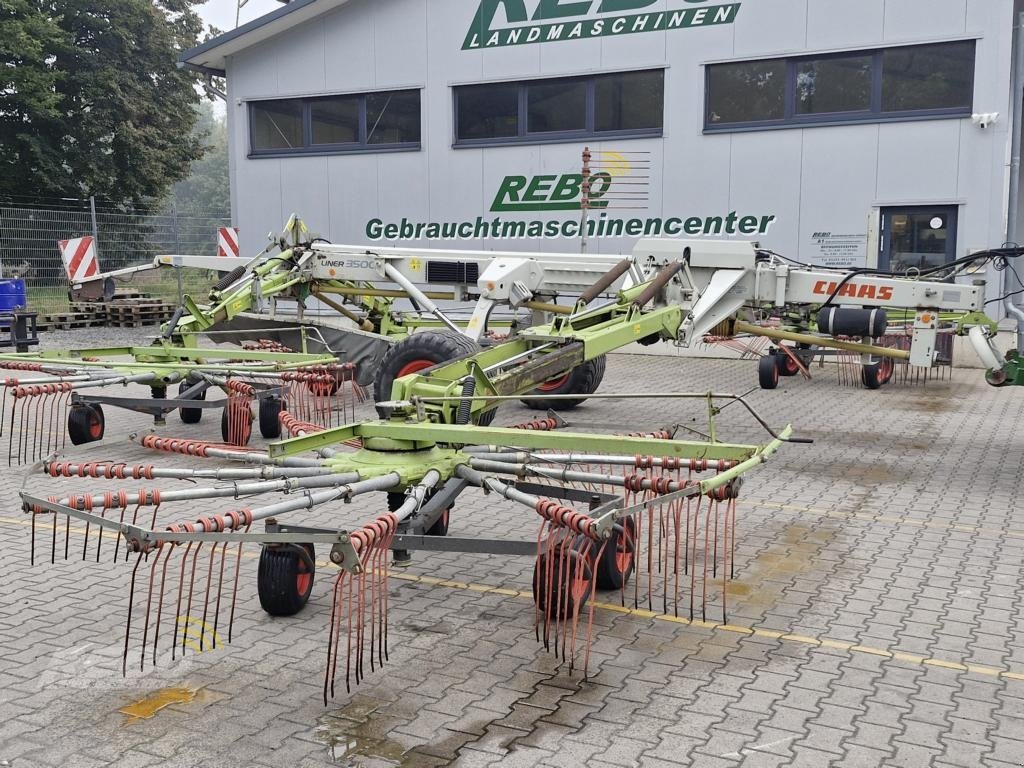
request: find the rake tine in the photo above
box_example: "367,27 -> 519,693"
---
95,507 -> 105,563
113,504 -> 128,563
199,543 -> 218,652
139,545 -> 165,672
325,569 -> 343,704
346,572 -> 354,694
153,543 -> 177,667
29,509 -> 35,566
534,520 -> 547,642
0,382 -> 8,439
171,542 -> 194,661
126,504 -> 142,562
227,533 -> 248,645
210,541 -> 229,651
51,511 -> 57,565
10,394 -> 22,466
123,552 -> 145,676
581,538 -> 605,678
182,542 -> 204,657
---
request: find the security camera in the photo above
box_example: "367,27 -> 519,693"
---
972,112 -> 999,128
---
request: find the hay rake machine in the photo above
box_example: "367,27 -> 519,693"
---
14,236 -> 1019,701
23,397 -> 792,700
0,344 -> 362,465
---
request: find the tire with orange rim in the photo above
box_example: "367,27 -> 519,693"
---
373,331 -> 497,424
522,356 -> 606,411
68,404 -> 105,445
595,516 -> 636,590
257,543 -> 315,616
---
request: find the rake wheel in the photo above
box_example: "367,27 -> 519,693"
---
178,380 -> 206,425
258,396 -> 283,439
68,404 -> 104,445
257,544 -> 316,616
523,356 -> 606,411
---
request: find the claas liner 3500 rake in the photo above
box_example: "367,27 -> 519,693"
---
23,394 -> 795,702
0,343 -> 365,465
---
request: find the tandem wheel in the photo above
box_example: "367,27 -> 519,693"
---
68,404 -> 105,445
258,543 -> 316,616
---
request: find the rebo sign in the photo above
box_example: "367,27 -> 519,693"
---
463,0 -> 741,50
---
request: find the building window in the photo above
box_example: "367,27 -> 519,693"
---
454,70 -> 664,146
705,41 -> 975,132
249,89 -> 421,156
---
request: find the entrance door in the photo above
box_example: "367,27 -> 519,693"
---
879,206 -> 958,273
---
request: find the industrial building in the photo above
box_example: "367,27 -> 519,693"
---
181,0 -> 1024,307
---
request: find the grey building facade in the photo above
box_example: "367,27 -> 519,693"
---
183,0 -> 1024,306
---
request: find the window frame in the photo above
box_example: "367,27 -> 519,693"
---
453,69 -> 664,148
248,89 -> 422,158
704,41 -> 976,134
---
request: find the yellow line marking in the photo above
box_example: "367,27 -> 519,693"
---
4,515 -> 1023,683
749,499 -> 1024,541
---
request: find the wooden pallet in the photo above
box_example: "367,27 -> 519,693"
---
106,301 -> 176,327
41,311 -> 108,330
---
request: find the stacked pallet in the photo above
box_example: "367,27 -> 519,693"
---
106,299 -> 177,328
43,292 -> 177,330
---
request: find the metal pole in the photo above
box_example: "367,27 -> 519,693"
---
88,196 -> 100,262
172,206 -> 183,305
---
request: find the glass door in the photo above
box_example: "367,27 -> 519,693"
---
879,206 -> 958,273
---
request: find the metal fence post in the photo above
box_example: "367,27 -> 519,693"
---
88,196 -> 100,260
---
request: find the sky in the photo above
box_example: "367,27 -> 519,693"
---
195,0 -> 283,34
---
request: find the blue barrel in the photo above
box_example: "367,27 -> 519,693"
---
0,279 -> 27,311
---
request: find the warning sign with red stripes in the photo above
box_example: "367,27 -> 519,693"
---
217,227 -> 240,258
58,236 -> 100,282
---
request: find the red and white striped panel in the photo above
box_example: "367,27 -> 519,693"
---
217,227 -> 240,258
58,236 -> 100,282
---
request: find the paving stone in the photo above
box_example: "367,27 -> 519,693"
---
0,350 -> 1021,767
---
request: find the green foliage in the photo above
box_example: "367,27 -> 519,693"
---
0,0 -> 206,211
167,101 -> 229,217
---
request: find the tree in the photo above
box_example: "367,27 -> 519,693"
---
0,0 -> 205,211
166,101 -> 229,217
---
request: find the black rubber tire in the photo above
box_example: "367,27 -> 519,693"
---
776,350 -> 800,377
522,356 -> 607,411
68,404 -> 105,445
595,517 -> 637,591
257,544 -> 315,617
373,331 -> 497,424
178,380 -> 206,425
258,396 -> 283,439
758,355 -> 779,390
387,491 -> 449,536
221,401 -> 253,445
862,359 -> 894,390
532,538 -> 594,619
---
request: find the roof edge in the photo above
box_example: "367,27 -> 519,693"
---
179,0 -> 323,68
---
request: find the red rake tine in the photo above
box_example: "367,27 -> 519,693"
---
152,543 -> 178,667
182,542 -> 204,657
123,552 -> 146,676
139,545 -> 165,672
171,541 -> 195,662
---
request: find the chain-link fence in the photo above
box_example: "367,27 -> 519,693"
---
0,197 -> 231,315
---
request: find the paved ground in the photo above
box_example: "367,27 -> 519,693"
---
0,338 -> 1023,767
